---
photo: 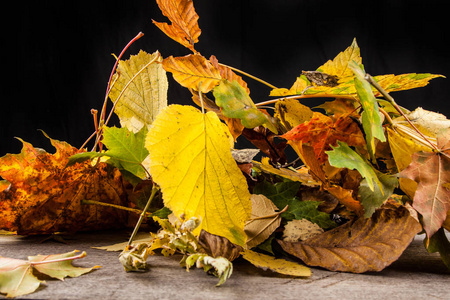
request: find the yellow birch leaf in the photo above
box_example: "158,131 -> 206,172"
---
162,54 -> 222,93
241,249 -> 311,277
109,50 -> 168,133
145,105 -> 251,246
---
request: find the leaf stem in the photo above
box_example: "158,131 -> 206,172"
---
364,74 -> 439,151
29,251 -> 87,266
217,62 -> 278,89
81,199 -> 153,217
255,94 -> 355,107
127,185 -> 160,247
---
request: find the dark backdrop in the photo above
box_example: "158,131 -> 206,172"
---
7,0 -> 450,157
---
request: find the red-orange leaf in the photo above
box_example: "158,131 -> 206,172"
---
0,137 -> 128,235
282,112 -> 365,163
153,0 -> 201,53
400,129 -> 450,238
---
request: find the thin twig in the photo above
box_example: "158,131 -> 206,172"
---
127,185 -> 159,247
81,199 -> 152,216
218,62 -> 278,89
255,94 -> 355,107
365,74 -> 439,151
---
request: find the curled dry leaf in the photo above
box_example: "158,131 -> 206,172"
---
278,206 -> 422,273
245,194 -> 283,249
198,230 -> 243,262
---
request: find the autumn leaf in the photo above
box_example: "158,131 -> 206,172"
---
282,112 -> 365,163
152,0 -> 201,53
0,250 -> 99,298
244,194 -> 283,249
349,61 -> 386,160
109,50 -> 168,133
69,126 -> 150,183
213,80 -> 278,133
0,135 -> 128,235
241,249 -> 311,277
209,55 -> 249,93
253,180 -> 336,229
358,171 -> 398,217
400,129 -> 450,238
326,141 -> 382,192
282,219 -> 324,242
278,206 -> 422,273
270,39 -> 443,98
251,157 -> 319,187
274,98 -> 313,131
387,127 -> 433,198
145,105 -> 251,246
162,54 -> 221,93
242,127 -> 287,165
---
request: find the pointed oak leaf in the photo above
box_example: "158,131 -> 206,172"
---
400,129 -> 450,238
109,50 -> 168,133
153,0 -> 201,53
162,54 -> 221,93
278,206 -> 422,273
282,112 -> 365,163
0,137 -> 128,235
145,105 -> 251,246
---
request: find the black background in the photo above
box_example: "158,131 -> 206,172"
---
7,0 -> 450,157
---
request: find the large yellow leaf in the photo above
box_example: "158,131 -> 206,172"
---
145,105 -> 251,246
109,50 -> 168,133
316,38 -> 361,79
162,54 -> 222,93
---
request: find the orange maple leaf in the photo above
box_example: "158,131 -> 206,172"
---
152,0 -> 201,53
282,112 -> 365,163
0,137 -> 128,235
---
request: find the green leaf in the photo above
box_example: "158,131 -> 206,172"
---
326,141 -> 382,192
253,180 -> 335,229
425,228 -> 450,270
349,61 -> 386,160
359,171 -> 399,217
213,80 -> 277,133
101,126 -> 150,180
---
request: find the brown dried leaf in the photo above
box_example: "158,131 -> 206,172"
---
245,195 -> 283,249
278,206 -> 421,273
198,230 -> 243,262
